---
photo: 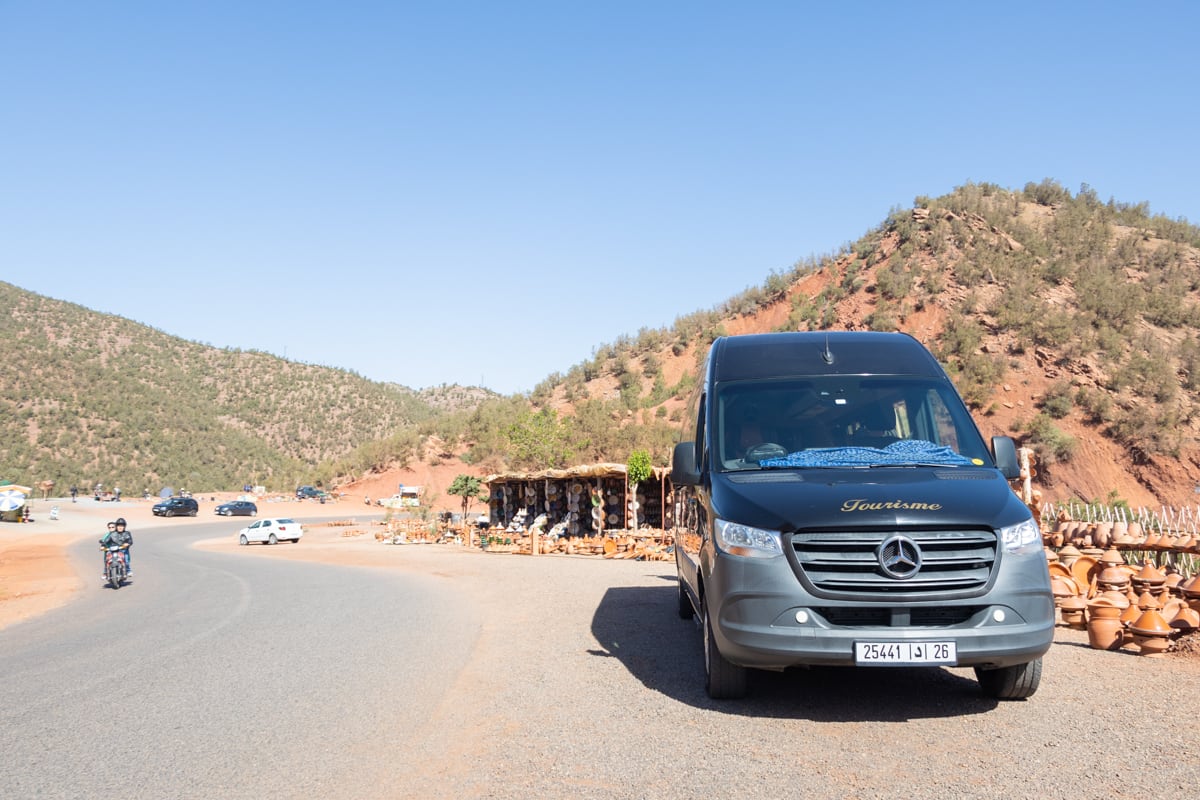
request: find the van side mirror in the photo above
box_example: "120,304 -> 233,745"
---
992,436 -> 1020,480
671,441 -> 700,486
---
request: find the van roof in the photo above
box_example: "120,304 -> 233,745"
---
710,331 -> 945,382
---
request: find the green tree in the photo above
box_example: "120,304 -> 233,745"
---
506,408 -> 574,469
626,449 -> 652,532
447,474 -> 486,518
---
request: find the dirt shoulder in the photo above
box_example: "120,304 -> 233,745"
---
0,494 -> 365,631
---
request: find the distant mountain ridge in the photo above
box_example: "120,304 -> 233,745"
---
0,280 -> 492,492
8,180 -> 1200,507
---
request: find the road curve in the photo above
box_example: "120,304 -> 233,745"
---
0,520 -> 479,799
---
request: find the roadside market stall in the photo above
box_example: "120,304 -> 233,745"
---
483,462 -> 673,537
0,483 -> 32,523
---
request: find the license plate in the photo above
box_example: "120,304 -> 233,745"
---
854,641 -> 956,665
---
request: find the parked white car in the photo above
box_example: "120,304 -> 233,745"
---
238,517 -> 304,545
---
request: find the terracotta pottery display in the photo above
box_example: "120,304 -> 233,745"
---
1058,595 -> 1088,629
1169,606 -> 1200,632
1087,596 -> 1128,650
1120,600 -> 1143,628
1111,520 -> 1130,542
1097,565 -> 1131,591
1129,607 -> 1173,657
1092,522 -> 1113,549
1051,575 -> 1079,602
1132,561 -> 1167,593
1100,547 -> 1125,567
1071,555 -> 1100,597
1047,562 -> 1073,581
1161,597 -> 1185,623
1058,544 -> 1082,568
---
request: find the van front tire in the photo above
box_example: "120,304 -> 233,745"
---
703,601 -> 747,699
677,578 -> 694,620
975,658 -> 1042,700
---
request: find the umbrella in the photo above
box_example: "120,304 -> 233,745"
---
0,489 -> 27,512
0,483 -> 33,495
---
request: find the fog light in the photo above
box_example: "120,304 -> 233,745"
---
795,610 -> 810,624
992,609 -> 1007,623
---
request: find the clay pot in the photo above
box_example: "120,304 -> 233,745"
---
1120,601 -> 1143,628
1058,544 -> 1082,569
1051,576 -> 1079,601
1169,606 -> 1200,632
1111,520 -> 1130,542
1086,608 -> 1126,650
1097,565 -> 1131,591
1180,573 -> 1200,599
1161,597 -> 1186,623
1127,521 -> 1144,542
1093,522 -> 1113,549
1058,595 -> 1088,629
1100,547 -> 1125,567
1129,607 -> 1174,657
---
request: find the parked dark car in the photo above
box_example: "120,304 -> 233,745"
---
214,500 -> 258,517
295,485 -> 325,499
152,496 -> 199,517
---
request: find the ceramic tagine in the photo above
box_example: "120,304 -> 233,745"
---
1086,591 -> 1129,651
1129,606 -> 1173,657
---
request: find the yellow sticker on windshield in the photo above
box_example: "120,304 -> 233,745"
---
972,458 -> 984,465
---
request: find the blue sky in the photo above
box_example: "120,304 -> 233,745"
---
3,2 -> 1197,395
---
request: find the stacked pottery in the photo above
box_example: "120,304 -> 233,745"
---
1182,573 -> 1200,613
1087,591 -> 1130,650
1058,594 -> 1088,630
1128,594 -> 1173,657
1058,544 -> 1082,569
1132,561 -> 1168,605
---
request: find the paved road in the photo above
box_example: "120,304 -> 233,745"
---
0,521 -> 478,799
4,523 -> 1200,799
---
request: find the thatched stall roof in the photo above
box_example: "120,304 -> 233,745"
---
484,463 -> 668,484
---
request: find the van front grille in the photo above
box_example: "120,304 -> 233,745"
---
789,529 -> 997,596
817,605 -> 985,627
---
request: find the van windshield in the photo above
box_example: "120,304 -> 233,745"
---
715,377 -> 992,472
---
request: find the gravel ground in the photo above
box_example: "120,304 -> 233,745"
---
316,544 -> 1200,800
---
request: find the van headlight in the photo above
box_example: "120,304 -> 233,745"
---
714,519 -> 782,558
998,518 -> 1041,554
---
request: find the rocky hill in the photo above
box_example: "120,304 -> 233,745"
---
527,180 -> 1200,508
8,180 -> 1200,510
0,281 -> 485,493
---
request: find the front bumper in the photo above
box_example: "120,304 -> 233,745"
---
708,555 -> 1054,670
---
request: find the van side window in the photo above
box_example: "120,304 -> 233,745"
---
694,394 -> 708,471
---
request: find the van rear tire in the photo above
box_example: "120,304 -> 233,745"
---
703,601 -> 747,699
975,658 -> 1042,700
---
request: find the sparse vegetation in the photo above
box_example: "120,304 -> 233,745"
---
8,180 -> 1200,502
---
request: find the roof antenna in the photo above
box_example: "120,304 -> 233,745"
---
821,334 -> 835,365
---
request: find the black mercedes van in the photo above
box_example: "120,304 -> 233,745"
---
671,331 -> 1053,699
